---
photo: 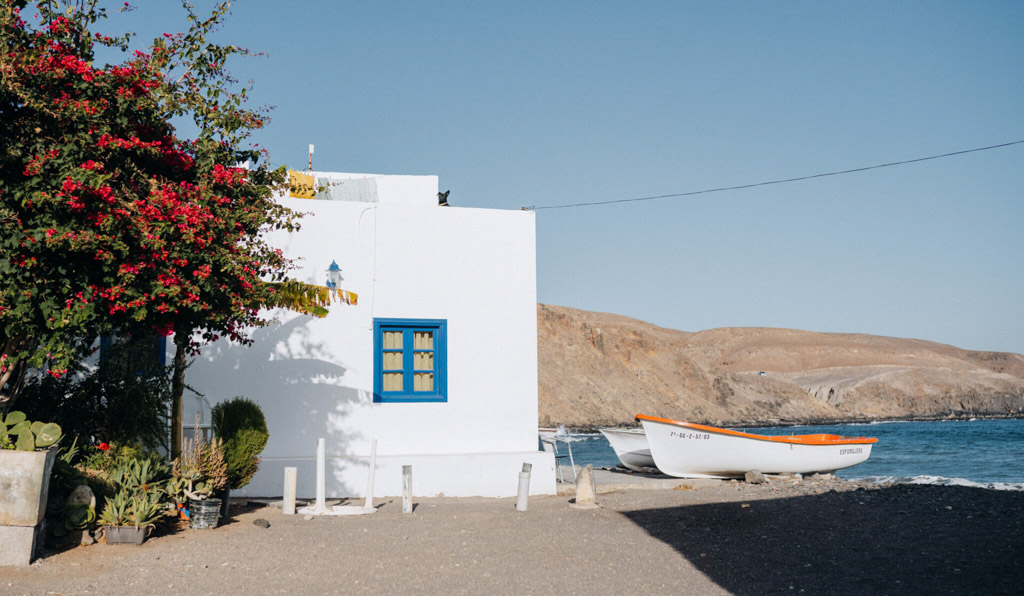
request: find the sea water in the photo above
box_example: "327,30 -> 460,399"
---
561,418 -> 1024,491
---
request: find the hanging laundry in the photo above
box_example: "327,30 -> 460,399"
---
287,170 -> 316,199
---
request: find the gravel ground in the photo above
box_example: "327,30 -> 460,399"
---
3,478 -> 1022,595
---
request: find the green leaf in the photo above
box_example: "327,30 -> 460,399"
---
15,431 -> 35,451
9,421 -> 30,435
36,423 -> 63,448
4,411 -> 26,426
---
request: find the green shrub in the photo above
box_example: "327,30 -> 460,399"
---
18,336 -> 172,451
211,397 -> 268,489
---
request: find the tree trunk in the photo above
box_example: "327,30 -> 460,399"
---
170,335 -> 189,460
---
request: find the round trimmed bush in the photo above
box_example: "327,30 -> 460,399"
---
211,397 -> 268,489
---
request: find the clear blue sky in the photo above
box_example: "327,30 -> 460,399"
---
106,1 -> 1023,353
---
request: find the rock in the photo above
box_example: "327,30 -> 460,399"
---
253,519 -> 270,528
745,471 -> 766,484
570,464 -> 600,509
67,485 -> 95,510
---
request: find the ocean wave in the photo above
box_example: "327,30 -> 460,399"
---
858,475 -> 1024,491
554,433 -> 601,443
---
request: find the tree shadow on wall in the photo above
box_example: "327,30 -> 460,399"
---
190,313 -> 372,496
620,484 -> 1024,596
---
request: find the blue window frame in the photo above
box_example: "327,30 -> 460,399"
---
373,318 -> 447,403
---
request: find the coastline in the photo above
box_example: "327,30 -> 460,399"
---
7,479 -> 1023,595
559,418 -> 1024,490
569,411 -> 1024,433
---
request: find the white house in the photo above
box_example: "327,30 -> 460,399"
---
180,171 -> 555,498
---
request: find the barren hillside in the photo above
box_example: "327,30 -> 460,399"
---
537,304 -> 1024,428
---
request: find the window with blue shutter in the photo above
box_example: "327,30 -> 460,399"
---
373,319 -> 447,403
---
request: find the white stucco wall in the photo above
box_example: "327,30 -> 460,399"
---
183,175 -> 553,498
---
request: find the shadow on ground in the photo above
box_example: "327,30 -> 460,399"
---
621,484 -> 1024,595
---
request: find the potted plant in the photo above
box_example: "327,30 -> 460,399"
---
172,430 -> 228,529
211,397 -> 269,518
97,457 -> 171,545
98,491 -> 166,545
0,411 -> 63,566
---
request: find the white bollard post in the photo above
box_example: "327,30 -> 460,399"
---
402,465 -> 413,514
283,467 -> 297,515
515,462 -> 532,512
363,439 -> 377,511
314,438 -> 327,511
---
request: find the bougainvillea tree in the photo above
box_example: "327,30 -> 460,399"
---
1,1 -> 303,455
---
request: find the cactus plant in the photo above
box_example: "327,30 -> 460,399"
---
1,411 -> 62,451
172,432 -> 228,500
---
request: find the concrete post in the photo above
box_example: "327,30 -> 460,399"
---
314,438 -> 327,510
363,439 -> 377,511
282,467 -> 297,515
515,462 -> 532,512
402,465 -> 413,514
570,464 -> 600,509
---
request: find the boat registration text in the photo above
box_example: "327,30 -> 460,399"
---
669,431 -> 711,440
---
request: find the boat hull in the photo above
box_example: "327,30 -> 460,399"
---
598,428 -> 658,472
637,415 -> 876,479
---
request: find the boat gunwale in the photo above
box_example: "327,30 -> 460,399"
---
636,414 -> 878,445
597,427 -> 645,435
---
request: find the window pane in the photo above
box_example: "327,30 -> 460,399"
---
414,351 -> 433,370
383,351 -> 403,370
414,373 -> 434,391
383,331 -> 403,349
383,372 -> 403,391
413,331 -> 433,350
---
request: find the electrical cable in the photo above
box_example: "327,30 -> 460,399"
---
526,139 -> 1024,211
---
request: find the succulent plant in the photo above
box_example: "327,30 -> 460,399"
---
55,503 -> 96,536
1,411 -> 62,451
97,458 -> 173,527
97,491 -> 130,527
172,435 -> 228,500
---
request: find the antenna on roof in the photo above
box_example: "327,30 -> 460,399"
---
307,144 -> 315,172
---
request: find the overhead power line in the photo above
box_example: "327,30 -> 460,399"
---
527,139 -> 1024,211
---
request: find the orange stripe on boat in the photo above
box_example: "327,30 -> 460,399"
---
635,414 -> 878,445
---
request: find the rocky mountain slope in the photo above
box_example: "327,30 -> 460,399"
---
537,304 -> 1024,428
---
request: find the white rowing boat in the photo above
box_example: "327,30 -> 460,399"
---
637,414 -> 877,479
598,427 -> 658,472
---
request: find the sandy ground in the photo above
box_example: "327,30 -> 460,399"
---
3,478 -> 1023,595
